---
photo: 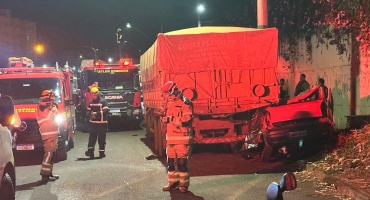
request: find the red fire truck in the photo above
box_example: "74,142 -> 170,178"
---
0,58 -> 77,162
78,58 -> 142,130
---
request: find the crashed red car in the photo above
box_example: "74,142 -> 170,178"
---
244,86 -> 335,163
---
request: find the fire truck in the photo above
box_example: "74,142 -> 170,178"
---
78,58 -> 142,130
0,57 -> 78,162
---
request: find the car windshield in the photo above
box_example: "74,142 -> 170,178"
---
0,78 -> 61,104
86,68 -> 137,90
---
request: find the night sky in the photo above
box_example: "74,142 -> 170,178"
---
0,0 -> 254,62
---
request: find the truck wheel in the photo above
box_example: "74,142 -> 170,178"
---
0,173 -> 15,200
157,118 -> 165,157
69,135 -> 75,149
55,142 -> 68,162
140,119 -> 146,130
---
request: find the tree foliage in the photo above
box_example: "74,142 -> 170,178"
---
269,0 -> 370,62
218,0 -> 370,63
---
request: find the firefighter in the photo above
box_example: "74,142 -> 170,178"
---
161,81 -> 194,193
36,90 -> 59,183
85,87 -> 109,159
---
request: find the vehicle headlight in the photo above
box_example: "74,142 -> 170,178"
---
54,114 -> 63,124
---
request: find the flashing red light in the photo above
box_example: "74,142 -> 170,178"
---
120,58 -> 132,66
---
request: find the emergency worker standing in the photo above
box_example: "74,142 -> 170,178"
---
317,78 -> 328,100
278,78 -> 289,105
294,74 -> 310,96
36,90 -> 59,183
161,81 -> 194,193
85,87 -> 109,159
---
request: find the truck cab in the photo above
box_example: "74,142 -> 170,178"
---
0,59 -> 77,162
78,58 -> 142,130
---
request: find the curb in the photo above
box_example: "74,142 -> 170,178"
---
311,169 -> 370,200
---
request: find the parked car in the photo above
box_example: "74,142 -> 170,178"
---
0,95 -> 26,200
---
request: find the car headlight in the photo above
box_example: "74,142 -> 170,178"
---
54,114 -> 63,124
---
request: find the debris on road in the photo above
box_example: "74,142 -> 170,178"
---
145,154 -> 158,160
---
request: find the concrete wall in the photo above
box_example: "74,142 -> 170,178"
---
276,35 -> 353,129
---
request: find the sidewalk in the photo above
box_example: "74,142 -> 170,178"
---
306,165 -> 370,200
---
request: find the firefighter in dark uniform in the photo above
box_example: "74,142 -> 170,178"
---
36,90 -> 59,183
161,81 -> 194,193
85,87 -> 109,159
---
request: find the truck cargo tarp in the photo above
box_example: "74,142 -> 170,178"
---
140,26 -> 278,79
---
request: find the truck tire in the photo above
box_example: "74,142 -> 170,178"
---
154,117 -> 165,158
0,173 -> 15,200
55,141 -> 68,162
69,134 -> 75,149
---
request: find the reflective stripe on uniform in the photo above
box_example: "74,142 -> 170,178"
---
89,120 -> 108,123
41,131 -> 59,136
168,171 -> 179,184
41,167 -> 51,171
37,112 -> 53,124
90,103 -> 103,106
178,172 -> 190,187
42,162 -> 52,166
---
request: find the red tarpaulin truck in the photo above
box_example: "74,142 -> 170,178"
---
140,26 -> 280,157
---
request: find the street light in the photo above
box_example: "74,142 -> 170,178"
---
34,44 -> 44,54
197,1 -> 205,27
108,57 -> 113,63
126,23 -> 152,42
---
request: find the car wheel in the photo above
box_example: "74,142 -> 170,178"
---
0,173 -> 15,200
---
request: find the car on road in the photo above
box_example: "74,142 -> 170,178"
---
0,95 -> 25,200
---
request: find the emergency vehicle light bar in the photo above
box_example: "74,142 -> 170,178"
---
0,67 -> 56,74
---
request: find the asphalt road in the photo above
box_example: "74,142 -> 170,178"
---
13,127 -> 340,200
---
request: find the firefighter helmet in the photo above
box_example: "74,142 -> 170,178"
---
162,81 -> 178,95
40,90 -> 55,101
90,87 -> 99,94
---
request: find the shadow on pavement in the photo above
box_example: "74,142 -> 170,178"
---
76,157 -> 105,161
140,137 -> 301,177
169,191 -> 204,200
16,180 -> 46,191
